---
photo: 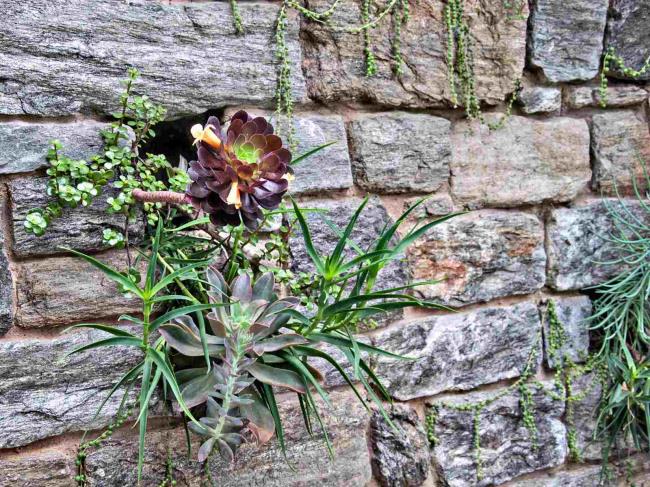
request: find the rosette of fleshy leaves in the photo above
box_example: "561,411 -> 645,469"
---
159,265 -> 313,462
186,111 -> 294,229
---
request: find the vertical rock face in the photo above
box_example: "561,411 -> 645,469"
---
528,0 -> 609,82
0,0 -> 307,118
0,121 -> 111,175
542,296 -> 591,369
14,250 -> 142,327
605,0 -> 650,80
373,302 -> 542,401
0,328 -> 141,448
408,211 -> 546,306
349,112 -> 451,193
429,382 -> 567,487
301,0 -> 527,107
9,176 -> 144,258
590,110 -> 650,194
546,199 -> 647,291
0,222 -> 13,336
451,116 -> 590,208
370,406 -> 431,487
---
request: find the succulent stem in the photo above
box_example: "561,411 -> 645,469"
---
131,188 -> 190,205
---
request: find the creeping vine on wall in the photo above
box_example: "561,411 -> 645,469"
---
599,47 -> 650,107
425,300 -> 607,482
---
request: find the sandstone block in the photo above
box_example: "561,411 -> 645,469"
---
590,110 -> 650,194
528,0 -> 608,82
0,1 -> 306,118
408,211 -> 546,306
301,0 -> 527,108
14,250 -> 142,327
349,112 -> 451,193
373,302 -> 542,401
451,116 -> 590,208
0,453 -> 75,487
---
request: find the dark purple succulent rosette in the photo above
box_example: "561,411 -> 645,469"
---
186,110 -> 293,229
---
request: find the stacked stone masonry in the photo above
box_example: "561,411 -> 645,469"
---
0,0 -> 649,486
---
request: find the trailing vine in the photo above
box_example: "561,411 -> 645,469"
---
599,47 -> 650,107
425,332 -> 541,482
425,300 -> 613,482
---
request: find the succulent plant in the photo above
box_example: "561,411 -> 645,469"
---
159,265 -> 309,461
186,111 -> 294,229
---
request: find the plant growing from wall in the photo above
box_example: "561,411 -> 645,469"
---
589,166 -> 650,466
24,69 -> 190,247
54,96 -> 459,484
599,48 -> 650,107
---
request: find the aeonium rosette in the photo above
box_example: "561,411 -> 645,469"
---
187,110 -> 294,228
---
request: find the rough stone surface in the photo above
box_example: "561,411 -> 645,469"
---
9,176 -> 144,258
373,302 -> 541,401
605,0 -> 650,81
288,114 -> 353,195
0,328 -> 141,448
223,108 -> 354,196
565,85 -> 648,109
542,296 -> 591,369
518,85 -> 561,114
528,0 -> 608,82
570,372 -> 602,461
349,113 -> 451,193
405,194 -> 455,218
0,224 -> 13,336
0,453 -> 75,487
0,121 -> 110,175
85,391 -> 372,486
301,0 -> 527,108
451,116 -> 590,208
14,250 -> 142,327
504,464 -> 601,487
429,382 -> 567,487
370,405 -> 431,487
591,110 -> 650,194
0,0 -> 306,118
408,211 -> 546,306
290,196 -> 409,295
547,199 -> 647,291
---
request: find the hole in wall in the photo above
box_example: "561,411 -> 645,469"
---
140,108 -> 224,168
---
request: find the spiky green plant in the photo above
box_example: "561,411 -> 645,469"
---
590,163 -> 650,463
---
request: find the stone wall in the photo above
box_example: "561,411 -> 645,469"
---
0,0 -> 649,486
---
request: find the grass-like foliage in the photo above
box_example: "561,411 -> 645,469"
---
68,196 -> 455,485
590,164 -> 650,464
